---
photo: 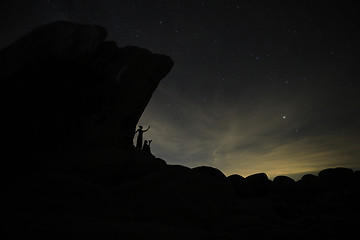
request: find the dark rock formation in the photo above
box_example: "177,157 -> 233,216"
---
300,173 -> 319,184
1,21 -> 173,179
296,174 -> 321,195
243,172 -> 272,197
272,175 -> 296,195
228,173 -> 276,198
192,166 -> 227,179
227,174 -> 245,197
112,164 -> 235,228
318,167 -> 354,188
2,21 -> 175,238
355,171 -> 360,184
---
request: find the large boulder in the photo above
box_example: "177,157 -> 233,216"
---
1,21 -> 173,176
296,174 -> 321,195
112,164 -> 235,228
242,173 -> 272,197
318,167 -> 354,188
2,21 -> 174,235
272,175 -> 296,195
72,146 -> 167,185
227,174 -> 245,197
354,171 -> 360,185
192,166 -> 227,179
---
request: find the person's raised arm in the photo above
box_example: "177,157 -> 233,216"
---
144,126 -> 150,132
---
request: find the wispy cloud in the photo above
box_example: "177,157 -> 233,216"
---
140,85 -> 360,180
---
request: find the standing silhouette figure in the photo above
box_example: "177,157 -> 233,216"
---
142,140 -> 152,153
135,125 -> 150,150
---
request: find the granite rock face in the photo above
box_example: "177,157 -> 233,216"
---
272,175 -> 296,195
318,167 -> 354,187
1,21 -> 173,174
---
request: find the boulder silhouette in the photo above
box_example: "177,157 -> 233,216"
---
227,174 -> 245,197
354,171 -> 360,185
297,174 -> 321,195
192,166 -> 227,179
73,146 -> 167,185
1,21 -> 173,178
242,173 -> 271,197
111,164 -> 235,228
2,21 -> 175,238
318,167 -> 354,188
300,174 -> 319,184
272,175 -> 296,195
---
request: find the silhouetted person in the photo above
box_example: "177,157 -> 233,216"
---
135,125 -> 150,150
142,140 -> 152,153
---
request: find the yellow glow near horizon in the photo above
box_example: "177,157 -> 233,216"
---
140,88 -> 360,181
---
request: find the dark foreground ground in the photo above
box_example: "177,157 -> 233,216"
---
5,155 -> 360,239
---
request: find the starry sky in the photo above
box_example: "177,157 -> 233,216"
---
1,0 -> 359,179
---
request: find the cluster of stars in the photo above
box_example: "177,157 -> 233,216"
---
4,0 -> 355,174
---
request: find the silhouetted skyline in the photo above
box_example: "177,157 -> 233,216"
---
1,0 -> 359,179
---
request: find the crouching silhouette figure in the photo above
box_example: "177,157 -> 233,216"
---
142,140 -> 152,154
135,125 -> 150,150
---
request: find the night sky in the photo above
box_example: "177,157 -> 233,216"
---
1,0 -> 359,179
